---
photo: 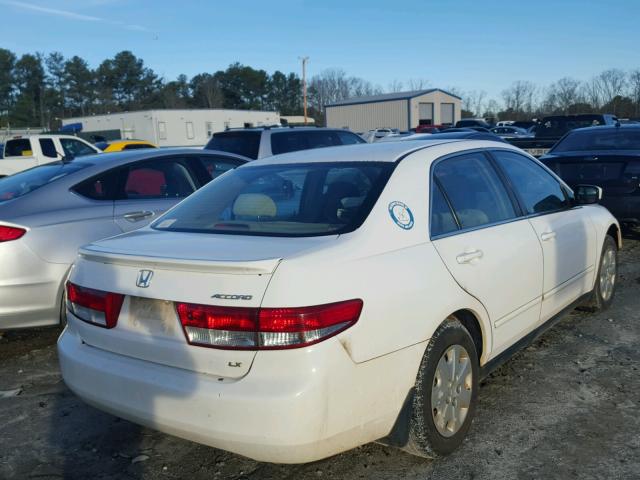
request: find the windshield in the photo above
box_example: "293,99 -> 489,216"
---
205,131 -> 261,159
551,129 -> 640,153
152,162 -> 394,237
0,162 -> 90,202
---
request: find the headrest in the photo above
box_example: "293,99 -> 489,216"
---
232,193 -> 277,218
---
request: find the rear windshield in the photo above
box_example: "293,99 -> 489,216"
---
552,129 -> 640,152
270,130 -> 364,155
152,162 -> 394,237
205,131 -> 261,159
0,162 -> 90,202
4,139 -> 33,157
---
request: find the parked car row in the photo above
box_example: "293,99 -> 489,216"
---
0,120 -> 629,465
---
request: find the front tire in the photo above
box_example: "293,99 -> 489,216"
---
584,235 -> 618,312
405,318 -> 479,458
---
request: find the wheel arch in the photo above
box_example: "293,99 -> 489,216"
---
451,308 -> 488,366
606,222 -> 622,249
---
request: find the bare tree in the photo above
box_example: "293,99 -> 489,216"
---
502,81 -> 537,117
407,78 -> 430,90
387,80 -> 404,93
308,68 -> 380,116
628,70 -> 640,117
581,77 -> 602,110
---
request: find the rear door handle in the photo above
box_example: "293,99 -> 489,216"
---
456,250 -> 483,264
540,231 -> 556,242
123,210 -> 154,222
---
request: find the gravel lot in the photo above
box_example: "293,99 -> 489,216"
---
1,235 -> 639,480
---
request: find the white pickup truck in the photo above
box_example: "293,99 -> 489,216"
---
0,135 -> 101,177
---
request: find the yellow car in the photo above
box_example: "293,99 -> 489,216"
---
99,140 -> 157,152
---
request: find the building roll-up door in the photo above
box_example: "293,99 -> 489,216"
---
418,102 -> 434,125
441,103 -> 455,126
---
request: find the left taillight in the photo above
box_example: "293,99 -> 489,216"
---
0,226 -> 26,242
66,281 -> 124,329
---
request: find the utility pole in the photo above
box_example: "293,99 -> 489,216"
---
300,56 -> 309,125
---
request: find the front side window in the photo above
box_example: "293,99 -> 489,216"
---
492,150 -> 568,214
434,152 -> 516,230
60,138 -> 97,158
198,156 -> 242,181
39,139 -> 58,158
153,162 -> 393,237
123,159 -> 196,199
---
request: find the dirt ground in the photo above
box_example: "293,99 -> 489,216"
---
1,236 -> 639,480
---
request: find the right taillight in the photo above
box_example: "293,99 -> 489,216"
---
0,226 -> 26,242
177,299 -> 363,350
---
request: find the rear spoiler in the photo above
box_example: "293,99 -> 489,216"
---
79,246 -> 281,275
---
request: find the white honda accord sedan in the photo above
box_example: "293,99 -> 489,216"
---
58,140 -> 620,463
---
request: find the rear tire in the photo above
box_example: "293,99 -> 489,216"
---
405,318 -> 479,458
583,235 -> 617,312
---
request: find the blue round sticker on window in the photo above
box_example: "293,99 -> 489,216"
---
388,201 -> 414,230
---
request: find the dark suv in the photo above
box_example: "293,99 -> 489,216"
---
540,124 -> 640,225
204,127 -> 365,160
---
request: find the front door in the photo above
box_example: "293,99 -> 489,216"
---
113,157 -> 199,232
430,151 -> 543,354
490,150 -> 597,321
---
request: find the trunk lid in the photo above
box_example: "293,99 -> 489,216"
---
70,230 -> 334,378
545,152 -> 640,196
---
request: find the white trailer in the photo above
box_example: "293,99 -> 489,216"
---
62,109 -> 280,147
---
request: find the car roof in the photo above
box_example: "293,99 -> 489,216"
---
245,139 -> 511,167
69,147 -> 249,169
218,127 -> 348,133
567,124 -> 640,134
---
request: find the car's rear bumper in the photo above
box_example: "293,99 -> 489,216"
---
58,317 -> 425,463
0,240 -> 69,329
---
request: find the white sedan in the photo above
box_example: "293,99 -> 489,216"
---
58,140 -> 620,463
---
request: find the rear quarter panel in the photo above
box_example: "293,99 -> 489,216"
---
261,147 -> 493,364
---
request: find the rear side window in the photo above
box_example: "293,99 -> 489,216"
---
72,170 -> 121,201
39,139 -> 58,158
205,131 -> 261,159
430,182 -> 458,237
4,139 -> 32,157
492,151 -> 568,214
434,152 -> 516,230
270,131 -> 343,155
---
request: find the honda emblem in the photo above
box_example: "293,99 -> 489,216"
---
136,269 -> 154,288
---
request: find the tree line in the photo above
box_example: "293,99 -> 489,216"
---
1,47 -> 639,129
0,49 -> 304,129
458,69 -> 640,121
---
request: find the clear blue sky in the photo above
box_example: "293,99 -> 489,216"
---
1,0 -> 638,101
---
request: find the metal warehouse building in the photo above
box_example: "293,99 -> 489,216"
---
325,89 -> 462,132
62,109 -> 280,147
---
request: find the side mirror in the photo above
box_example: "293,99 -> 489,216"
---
575,184 -> 603,205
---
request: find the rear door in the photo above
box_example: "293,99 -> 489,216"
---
491,150 -> 597,320
113,156 -> 200,232
430,151 -> 544,354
